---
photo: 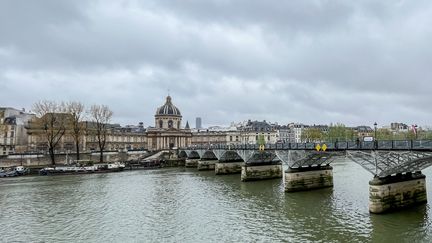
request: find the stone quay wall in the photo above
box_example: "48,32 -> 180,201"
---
0,150 -> 147,168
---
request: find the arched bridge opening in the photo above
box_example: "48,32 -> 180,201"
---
219,150 -> 244,162
188,151 -> 200,159
201,150 -> 218,161
178,150 -> 187,159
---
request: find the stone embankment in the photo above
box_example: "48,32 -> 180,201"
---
0,150 -> 147,168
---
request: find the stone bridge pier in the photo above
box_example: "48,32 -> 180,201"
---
282,150 -> 339,192
184,150 -> 201,168
240,151 -> 283,182
347,150 -> 431,213
213,150 -> 244,175
197,151 -> 218,171
368,172 -> 426,214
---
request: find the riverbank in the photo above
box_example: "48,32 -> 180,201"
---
0,158 -> 186,178
0,150 -> 148,168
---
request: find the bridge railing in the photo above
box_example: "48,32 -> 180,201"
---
413,140 -> 432,149
182,140 -> 432,151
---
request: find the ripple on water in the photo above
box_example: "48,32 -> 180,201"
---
1,162 -> 432,242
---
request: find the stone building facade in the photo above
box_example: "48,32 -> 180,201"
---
239,120 -> 277,144
191,130 -> 227,146
0,107 -> 35,154
146,96 -> 192,150
27,117 -> 147,153
85,123 -> 147,151
24,96 -> 192,154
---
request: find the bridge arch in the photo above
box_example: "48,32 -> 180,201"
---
346,150 -> 432,177
178,150 -> 187,159
219,150 -> 244,162
187,150 -> 200,159
245,151 -> 280,165
201,150 -> 218,160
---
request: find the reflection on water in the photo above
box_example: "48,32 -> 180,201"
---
1,160 -> 431,242
370,204 -> 431,243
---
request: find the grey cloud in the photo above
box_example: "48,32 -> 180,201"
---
1,0 -> 432,127
148,0 -> 354,32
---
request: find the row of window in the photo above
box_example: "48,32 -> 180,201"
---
1,138 -> 15,145
2,131 -> 15,138
108,136 -> 145,143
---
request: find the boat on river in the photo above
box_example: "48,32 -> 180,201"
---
0,166 -> 30,177
39,162 -> 125,176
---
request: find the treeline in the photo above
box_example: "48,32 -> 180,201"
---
375,128 -> 432,140
301,124 -> 356,142
301,123 -> 432,142
31,100 -> 113,166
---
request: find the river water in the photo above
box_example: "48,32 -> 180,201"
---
1,160 -> 432,242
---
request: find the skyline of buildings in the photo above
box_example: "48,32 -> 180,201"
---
1,95 -> 427,156
1,101 -> 431,131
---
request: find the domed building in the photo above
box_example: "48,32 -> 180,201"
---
146,96 -> 192,150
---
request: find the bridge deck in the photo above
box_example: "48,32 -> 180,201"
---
184,140 -> 432,151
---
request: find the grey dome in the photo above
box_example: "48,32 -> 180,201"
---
156,96 -> 181,116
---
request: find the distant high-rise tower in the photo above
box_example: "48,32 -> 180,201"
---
196,117 -> 202,129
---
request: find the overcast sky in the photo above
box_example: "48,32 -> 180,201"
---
1,0 -> 432,128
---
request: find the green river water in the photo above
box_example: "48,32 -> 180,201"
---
1,159 -> 431,242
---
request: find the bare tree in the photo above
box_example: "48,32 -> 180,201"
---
89,105 -> 113,163
66,101 -> 85,161
32,100 -> 67,165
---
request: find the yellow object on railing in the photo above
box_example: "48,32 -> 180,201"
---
315,144 -> 328,152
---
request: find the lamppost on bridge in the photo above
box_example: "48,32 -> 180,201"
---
374,122 -> 377,139
374,122 -> 378,149
373,122 -> 378,175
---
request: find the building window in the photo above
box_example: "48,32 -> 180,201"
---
168,120 -> 173,128
230,136 -> 233,141
159,120 -> 163,128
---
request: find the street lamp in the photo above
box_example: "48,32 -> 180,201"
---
374,122 -> 377,139
373,122 -> 378,175
374,122 -> 378,149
